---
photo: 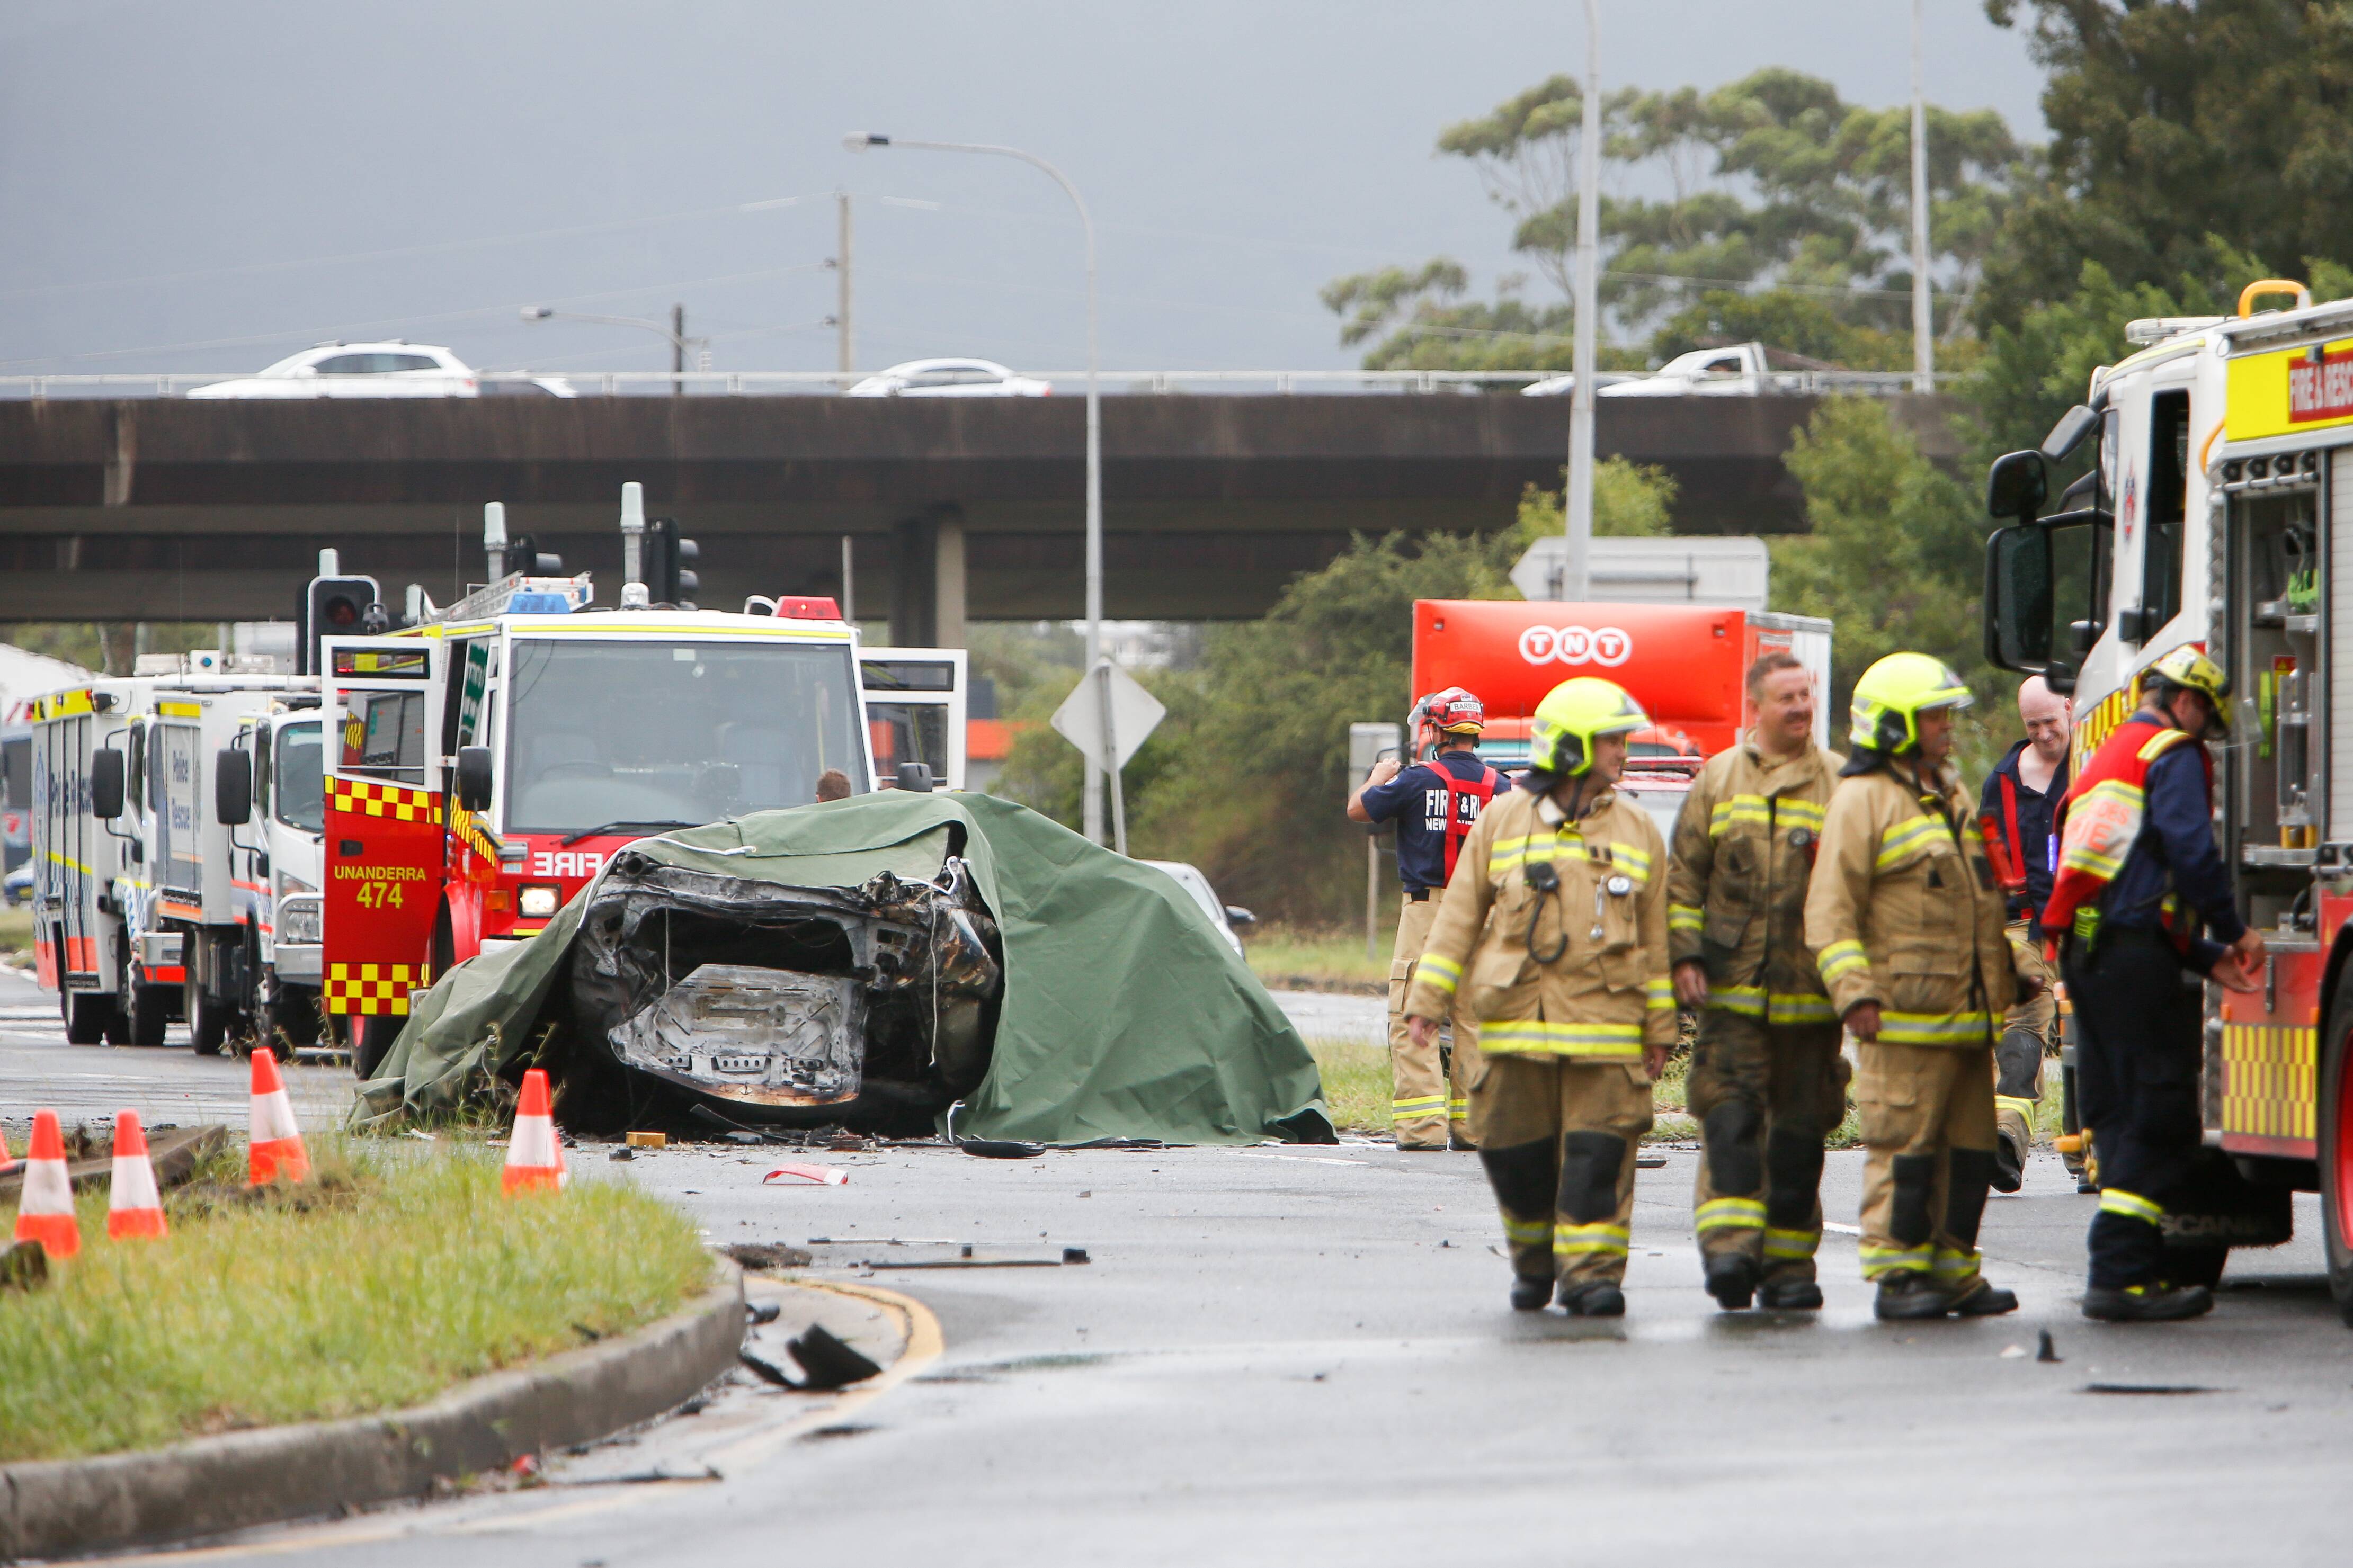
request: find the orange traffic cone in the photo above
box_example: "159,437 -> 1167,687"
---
13,1110 -> 79,1259
501,1069 -> 566,1195
0,1121 -> 15,1175
106,1109 -> 168,1241
248,1047 -> 311,1186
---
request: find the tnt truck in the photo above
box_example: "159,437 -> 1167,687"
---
1410,598 -> 1832,837
321,499 -> 938,1078
1979,277 -> 2353,1322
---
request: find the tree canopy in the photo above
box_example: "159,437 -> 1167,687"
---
1324,68 -> 2023,371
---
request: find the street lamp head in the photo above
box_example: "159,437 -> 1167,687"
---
842,132 -> 888,151
520,306 -> 552,322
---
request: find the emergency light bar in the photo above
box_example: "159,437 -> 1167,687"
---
430,571 -> 595,624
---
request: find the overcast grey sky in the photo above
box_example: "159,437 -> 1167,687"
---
0,2 -> 2047,378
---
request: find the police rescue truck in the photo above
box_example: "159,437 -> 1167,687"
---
1983,279 -> 2353,1323
29,677 -> 153,1043
216,696 -> 329,1054
322,488 -> 959,1077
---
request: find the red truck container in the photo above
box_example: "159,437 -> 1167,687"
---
1411,600 -> 1832,758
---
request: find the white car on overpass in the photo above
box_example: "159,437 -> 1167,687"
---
845,359 -> 1052,398
189,343 -> 485,399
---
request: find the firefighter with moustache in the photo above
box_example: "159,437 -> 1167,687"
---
1806,653 -> 2033,1321
1978,675 -> 2072,1193
1403,677 -> 1677,1316
1666,648 -> 1848,1313
2042,647 -> 2263,1322
1350,687 -> 1504,1151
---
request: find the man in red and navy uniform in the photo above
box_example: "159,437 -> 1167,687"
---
1978,676 -> 2071,1192
1350,688 -> 1502,1150
2045,648 -> 2262,1321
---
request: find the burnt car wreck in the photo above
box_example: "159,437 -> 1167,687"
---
564,847 -> 1004,1132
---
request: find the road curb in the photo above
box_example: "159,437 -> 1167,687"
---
0,1262 -> 745,1561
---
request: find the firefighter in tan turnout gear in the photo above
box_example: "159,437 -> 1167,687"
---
1404,677 -> 1677,1317
1666,650 -> 1848,1312
1806,652 -> 2030,1320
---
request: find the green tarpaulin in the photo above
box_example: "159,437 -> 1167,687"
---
349,792 -> 1332,1145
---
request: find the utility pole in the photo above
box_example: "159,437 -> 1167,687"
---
1563,0 -> 1601,602
1911,0 -> 1935,393
836,191 -> 854,375
671,303 -> 686,395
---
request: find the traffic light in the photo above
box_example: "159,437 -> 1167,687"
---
505,534 -> 565,576
646,517 -> 700,610
298,571 -> 380,675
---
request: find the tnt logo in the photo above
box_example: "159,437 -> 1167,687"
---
1518,624 -> 1633,668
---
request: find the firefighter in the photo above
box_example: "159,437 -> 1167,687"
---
1667,648 -> 1847,1312
1349,687 -> 1503,1151
1402,677 -> 1676,1316
1806,652 -> 2029,1321
1978,676 -> 2071,1193
2043,647 -> 2263,1322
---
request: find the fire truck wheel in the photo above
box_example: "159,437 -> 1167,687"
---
185,974 -> 228,1057
2318,982 -> 2353,1327
123,980 -> 170,1049
352,1017 -> 400,1081
62,990 -> 111,1046
256,987 -> 318,1058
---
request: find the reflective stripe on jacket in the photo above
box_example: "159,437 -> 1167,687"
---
1802,760 -> 2016,1047
1665,733 -> 1844,1026
1404,782 -> 1675,1061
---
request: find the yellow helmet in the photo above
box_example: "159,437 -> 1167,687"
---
2142,645 -> 2231,735
1528,677 -> 1649,778
1848,652 -> 1974,755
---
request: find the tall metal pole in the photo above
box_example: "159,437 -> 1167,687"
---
841,535 -> 856,624
845,133 -> 1106,843
1564,0 -> 1602,603
1910,0 -> 1935,393
671,303 -> 685,396
836,191 -> 854,375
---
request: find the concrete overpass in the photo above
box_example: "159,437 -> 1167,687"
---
0,393 -> 1963,643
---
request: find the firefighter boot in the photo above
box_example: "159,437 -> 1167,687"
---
1992,1027 -> 2042,1194
1873,1273 -> 1953,1321
1481,1138 -> 1559,1305
1559,1280 -> 1626,1316
1934,1149 -> 2016,1314
1705,1253 -> 1758,1311
2083,1283 -> 2215,1321
1509,1277 -> 1554,1311
1758,1278 -> 1824,1310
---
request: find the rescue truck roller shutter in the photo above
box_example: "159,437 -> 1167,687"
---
1980,279 -> 2353,1323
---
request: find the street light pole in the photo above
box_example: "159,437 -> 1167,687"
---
1564,0 -> 1601,604
520,306 -> 701,395
836,190 -> 854,376
1910,0 -> 1935,394
844,132 -> 1107,844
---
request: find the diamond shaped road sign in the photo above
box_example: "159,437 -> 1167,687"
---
1050,660 -> 1165,772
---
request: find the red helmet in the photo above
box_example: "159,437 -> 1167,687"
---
1413,686 -> 1486,736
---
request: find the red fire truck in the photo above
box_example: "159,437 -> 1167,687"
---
1982,280 -> 2353,1321
321,505 -> 942,1078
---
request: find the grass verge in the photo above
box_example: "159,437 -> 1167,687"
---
0,1139 -> 711,1464
1248,923 -> 1387,993
1307,1035 -> 1389,1133
0,907 -> 32,957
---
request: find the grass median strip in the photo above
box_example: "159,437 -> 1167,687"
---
0,1140 -> 710,1464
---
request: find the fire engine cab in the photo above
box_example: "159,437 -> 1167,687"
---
323,498 -> 889,1077
1984,279 -> 2353,1323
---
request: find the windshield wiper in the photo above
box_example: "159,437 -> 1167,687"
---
559,819 -> 696,847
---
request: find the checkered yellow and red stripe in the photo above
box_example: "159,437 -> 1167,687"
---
324,962 -> 430,1017
2220,1023 -> 2316,1144
326,778 -> 442,825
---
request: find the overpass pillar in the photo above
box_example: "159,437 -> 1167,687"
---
932,512 -> 966,649
887,508 -> 966,648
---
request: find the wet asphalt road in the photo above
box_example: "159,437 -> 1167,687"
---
6,967 -> 2351,1566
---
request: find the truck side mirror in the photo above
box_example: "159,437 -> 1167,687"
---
1984,525 -> 2055,672
90,748 -> 125,820
214,748 -> 253,825
2040,404 -> 2099,462
455,746 -> 494,813
1986,450 -> 2049,522
895,761 -> 935,793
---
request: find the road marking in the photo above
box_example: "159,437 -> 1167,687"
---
97,1278 -> 944,1562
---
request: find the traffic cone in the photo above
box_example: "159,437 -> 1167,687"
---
0,1122 -> 15,1176
502,1069 -> 566,1195
248,1047 -> 311,1186
12,1110 -> 79,1260
106,1109 -> 168,1241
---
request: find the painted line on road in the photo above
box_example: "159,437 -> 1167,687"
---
100,1278 -> 945,1562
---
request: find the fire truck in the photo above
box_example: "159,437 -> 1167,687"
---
322,491 -> 951,1078
28,653 -> 308,1046
1982,278 -> 2353,1322
1410,598 -> 1832,837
